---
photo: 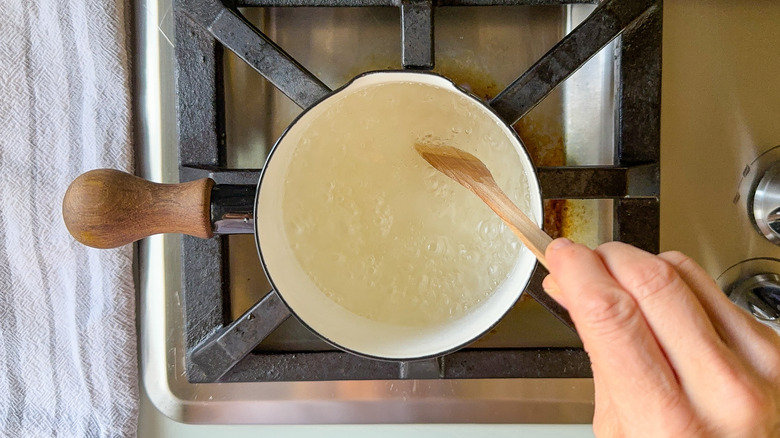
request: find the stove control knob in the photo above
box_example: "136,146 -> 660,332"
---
752,162 -> 780,245
726,273 -> 780,333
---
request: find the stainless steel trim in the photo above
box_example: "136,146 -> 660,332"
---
725,273 -> 780,332
213,214 -> 255,234
753,162 -> 780,244
137,0 -> 595,424
728,273 -> 780,321
717,258 -> 780,335
211,184 -> 256,234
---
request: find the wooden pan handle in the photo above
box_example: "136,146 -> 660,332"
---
62,169 -> 215,249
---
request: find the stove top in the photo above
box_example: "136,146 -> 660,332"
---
137,0 -> 661,423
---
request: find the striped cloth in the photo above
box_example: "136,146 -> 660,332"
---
0,1 -> 137,437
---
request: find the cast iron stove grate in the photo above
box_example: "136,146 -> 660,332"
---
173,0 -> 662,383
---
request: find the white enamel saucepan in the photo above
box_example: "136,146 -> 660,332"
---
63,71 -> 555,361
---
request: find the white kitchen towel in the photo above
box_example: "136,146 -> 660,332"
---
0,1 -> 137,437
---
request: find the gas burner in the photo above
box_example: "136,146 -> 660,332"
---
138,0 -> 662,423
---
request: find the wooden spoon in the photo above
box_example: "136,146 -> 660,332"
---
415,143 -> 553,268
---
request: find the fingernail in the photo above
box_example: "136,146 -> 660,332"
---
548,238 -> 573,252
542,275 -> 567,307
542,275 -> 560,296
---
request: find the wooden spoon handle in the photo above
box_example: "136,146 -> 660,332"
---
62,169 -> 215,249
476,185 -> 553,268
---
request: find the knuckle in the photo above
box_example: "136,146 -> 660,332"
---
726,387 -> 775,433
769,353 -> 780,384
661,251 -> 714,284
624,258 -> 681,303
551,242 -> 588,265
578,287 -> 641,337
711,368 -> 777,433
658,388 -> 686,412
755,325 -> 780,366
760,337 -> 780,383
655,393 -> 706,437
659,250 -> 690,266
597,241 -> 628,255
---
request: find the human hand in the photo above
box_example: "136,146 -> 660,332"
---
542,239 -> 780,437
